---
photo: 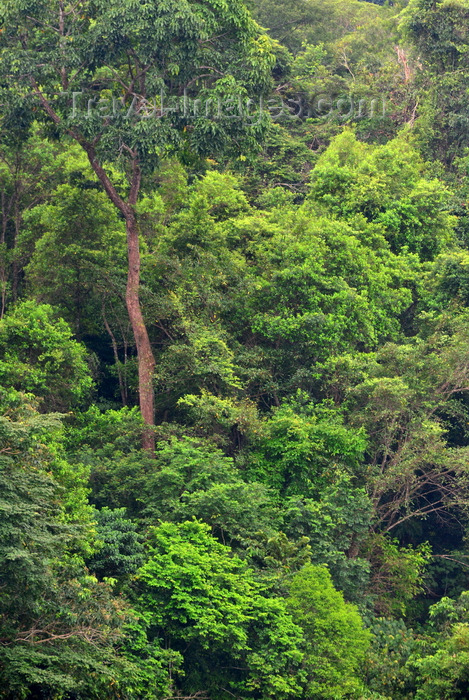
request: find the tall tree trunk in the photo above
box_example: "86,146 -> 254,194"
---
79,142 -> 156,453
125,211 -> 156,454
30,87 -> 157,453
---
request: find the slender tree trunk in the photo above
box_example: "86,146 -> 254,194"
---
102,300 -> 128,406
78,141 -> 156,453
30,83 -> 157,453
125,211 -> 156,453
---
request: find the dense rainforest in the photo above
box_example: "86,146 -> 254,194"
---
3,0 -> 469,697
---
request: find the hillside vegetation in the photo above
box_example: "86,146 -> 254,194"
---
2,0 -> 469,697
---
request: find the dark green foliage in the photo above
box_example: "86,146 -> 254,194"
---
0,401 -> 141,699
283,479 -> 372,603
25,181 -> 126,337
0,0 -> 277,171
86,507 -> 145,580
364,618 -> 422,699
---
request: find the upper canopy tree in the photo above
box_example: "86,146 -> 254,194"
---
399,0 -> 469,164
0,0 -> 275,451
400,0 -> 469,73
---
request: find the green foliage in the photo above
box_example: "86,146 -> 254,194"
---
283,478 -> 372,603
220,207 -> 416,403
400,0 -> 469,165
286,563 -> 371,699
0,301 -> 93,410
178,390 -> 263,447
0,129 -> 73,308
344,325 -> 469,537
3,0 -> 469,695
0,391 -> 96,554
134,520 -> 305,699
24,182 -> 126,336
86,507 -> 145,581
64,406 -> 154,517
65,405 -> 146,454
364,618 -> 421,699
0,399 -> 139,700
0,0 -> 277,168
400,0 -> 469,73
366,536 -> 432,616
154,322 -> 242,398
413,624 -> 469,700
307,130 -> 456,259
248,397 -> 367,496
248,0 -> 386,53
405,592 -> 469,699
133,436 -> 278,548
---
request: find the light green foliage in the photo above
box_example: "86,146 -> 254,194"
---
247,0 -> 385,53
286,563 -> 371,699
428,590 -> 469,632
235,204 -> 416,374
137,520 -> 261,647
137,436 -> 278,548
248,396 -> 367,496
134,520 -> 305,699
178,390 -> 263,447
154,322 -> 242,398
414,624 -> 469,699
160,170 -> 250,253
307,130 -> 456,259
117,618 -> 182,700
399,0 -> 469,165
292,42 -> 328,78
0,301 -> 93,410
406,592 -> 469,699
150,163 -> 419,412
190,171 -> 251,221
